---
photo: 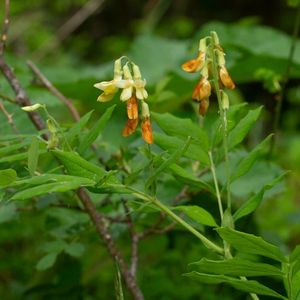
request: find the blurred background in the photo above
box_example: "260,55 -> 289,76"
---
1,0 -> 300,299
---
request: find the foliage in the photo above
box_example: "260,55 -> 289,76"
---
1,1 -> 300,300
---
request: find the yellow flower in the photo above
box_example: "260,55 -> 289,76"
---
133,64 -> 148,100
94,58 -> 123,102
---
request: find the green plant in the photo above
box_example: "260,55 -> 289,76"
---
1,1 -> 300,300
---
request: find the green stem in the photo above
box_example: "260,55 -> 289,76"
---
208,151 -> 223,220
209,34 -> 232,211
125,186 -> 224,255
271,3 -> 300,154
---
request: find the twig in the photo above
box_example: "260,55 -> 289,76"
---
33,0 -> 106,60
0,92 -> 16,103
78,189 -> 144,300
27,60 -> 80,122
0,0 -> 10,55
122,199 -> 139,278
0,100 -> 19,133
0,56 -> 48,139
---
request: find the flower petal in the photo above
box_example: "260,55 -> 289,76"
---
141,118 -> 153,144
122,119 -> 138,136
120,87 -> 133,101
97,93 -> 114,102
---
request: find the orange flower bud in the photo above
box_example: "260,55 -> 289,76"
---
199,98 -> 209,116
181,51 -> 205,73
192,77 -> 211,102
122,119 -> 138,137
141,118 -> 153,144
219,66 -> 235,89
126,95 -> 138,120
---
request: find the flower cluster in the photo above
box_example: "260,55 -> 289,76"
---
94,57 -> 153,144
181,32 -> 235,116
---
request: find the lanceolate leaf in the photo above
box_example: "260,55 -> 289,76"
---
65,110 -> 94,146
184,272 -> 286,299
152,112 -> 209,151
168,163 -> 214,193
228,106 -> 262,150
154,132 -> 210,165
52,150 -> 106,181
231,134 -> 273,182
145,137 -> 192,190
0,169 -> 17,187
233,172 -> 287,221
78,105 -> 115,153
11,178 -> 95,200
28,137 -> 40,176
217,227 -> 286,262
175,206 -> 218,227
191,257 -> 283,277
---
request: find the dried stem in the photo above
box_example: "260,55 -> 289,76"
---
0,100 -> 19,133
33,0 -> 106,60
27,60 -> 80,122
0,0 -> 10,55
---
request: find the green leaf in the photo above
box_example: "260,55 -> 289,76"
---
13,174 -> 96,187
28,137 -> 40,176
168,163 -> 214,192
212,103 -> 248,146
228,106 -> 262,150
217,227 -> 286,262
291,245 -> 300,263
11,178 -> 95,200
115,263 -> 124,300
175,205 -> 217,227
0,140 -> 31,156
231,134 -> 273,182
152,112 -> 209,151
145,136 -> 192,190
0,151 -> 46,163
0,169 -> 17,187
52,150 -> 106,181
78,105 -> 115,153
287,0 -> 300,8
42,240 -> 67,254
292,269 -> 300,300
191,257 -> 283,277
184,272 -> 286,299
64,242 -> 85,257
0,203 -> 17,223
233,172 -> 287,221
154,132 -> 210,165
65,110 -> 94,145
36,253 -> 57,271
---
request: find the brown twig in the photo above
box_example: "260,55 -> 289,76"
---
122,199 -> 139,278
77,188 -> 144,300
27,60 -> 80,122
0,92 -> 16,103
33,0 -> 106,60
0,100 -> 19,133
0,0 -> 10,55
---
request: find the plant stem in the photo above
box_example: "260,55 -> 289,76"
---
271,2 -> 300,153
126,186 -> 224,255
209,33 -> 232,211
208,151 -> 223,220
